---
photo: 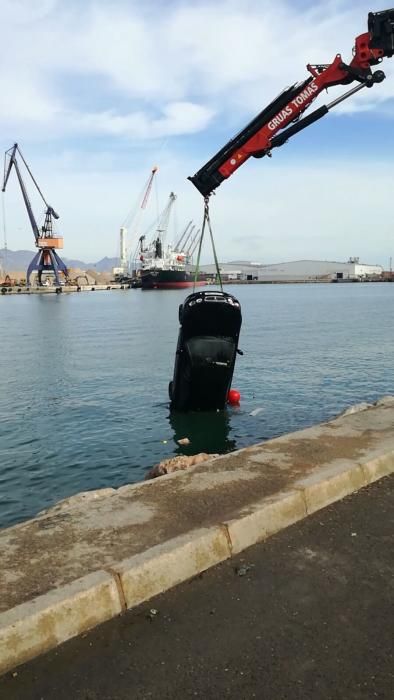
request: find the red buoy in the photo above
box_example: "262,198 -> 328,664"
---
227,389 -> 241,405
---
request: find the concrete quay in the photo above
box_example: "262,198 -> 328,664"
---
1,284 -> 131,295
3,475 -> 392,699
0,397 -> 393,675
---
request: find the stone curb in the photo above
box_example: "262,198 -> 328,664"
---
224,490 -> 307,556
296,461 -> 368,516
361,451 -> 394,484
0,571 -> 122,676
0,452 -> 393,677
116,527 -> 232,610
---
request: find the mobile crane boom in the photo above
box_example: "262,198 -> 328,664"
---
189,9 -> 394,196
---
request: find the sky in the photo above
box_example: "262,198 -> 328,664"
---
0,0 -> 393,267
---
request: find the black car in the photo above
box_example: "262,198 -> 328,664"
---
169,290 -> 242,411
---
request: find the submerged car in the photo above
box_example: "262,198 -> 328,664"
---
169,290 -> 242,411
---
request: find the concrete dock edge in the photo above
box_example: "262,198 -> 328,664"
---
115,526 -> 232,610
224,490 -> 307,556
361,451 -> 394,484
296,462 -> 368,515
0,571 -> 122,676
0,402 -> 393,676
1,465 -> 393,676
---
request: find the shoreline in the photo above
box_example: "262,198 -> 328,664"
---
1,396 -> 393,675
1,278 -> 392,295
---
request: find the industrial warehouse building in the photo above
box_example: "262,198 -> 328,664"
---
197,258 -> 383,282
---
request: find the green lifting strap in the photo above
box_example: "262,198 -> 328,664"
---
193,196 -> 223,292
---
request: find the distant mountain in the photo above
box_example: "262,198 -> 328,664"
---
0,249 -> 119,272
0,249 -> 37,271
90,257 -> 119,272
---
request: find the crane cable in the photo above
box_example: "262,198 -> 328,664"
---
193,196 -> 223,292
16,146 -> 50,209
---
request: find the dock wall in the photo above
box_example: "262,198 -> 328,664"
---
0,397 -> 393,675
1,284 -> 132,295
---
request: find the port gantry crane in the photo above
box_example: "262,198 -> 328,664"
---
118,165 -> 159,278
189,9 -> 394,196
2,143 -> 68,286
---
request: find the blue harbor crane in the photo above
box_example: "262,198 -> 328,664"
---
2,143 -> 68,286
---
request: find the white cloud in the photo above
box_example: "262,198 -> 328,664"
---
1,0 -> 394,264
1,0 -> 394,140
71,102 -> 214,139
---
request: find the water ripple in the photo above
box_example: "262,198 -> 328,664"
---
0,284 -> 393,528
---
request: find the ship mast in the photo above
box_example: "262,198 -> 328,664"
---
152,192 -> 177,259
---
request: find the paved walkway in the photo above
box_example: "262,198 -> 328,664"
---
1,475 -> 393,700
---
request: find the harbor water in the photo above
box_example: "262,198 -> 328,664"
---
0,283 -> 393,529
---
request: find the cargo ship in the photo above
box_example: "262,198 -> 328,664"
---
140,246 -> 208,290
138,192 -> 208,290
141,268 -> 207,289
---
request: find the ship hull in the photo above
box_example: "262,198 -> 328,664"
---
141,269 -> 207,290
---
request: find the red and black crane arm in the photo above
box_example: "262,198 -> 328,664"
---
189,9 -> 394,197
